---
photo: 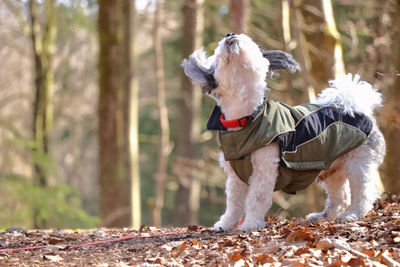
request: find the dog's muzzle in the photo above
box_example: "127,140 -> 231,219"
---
225,33 -> 238,47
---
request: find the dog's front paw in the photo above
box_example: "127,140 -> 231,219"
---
336,211 -> 361,223
213,220 -> 235,232
237,220 -> 266,231
306,212 -> 327,223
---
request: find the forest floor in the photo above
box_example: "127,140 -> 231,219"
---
1,195 -> 400,266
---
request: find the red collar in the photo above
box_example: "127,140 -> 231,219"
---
220,113 -> 252,129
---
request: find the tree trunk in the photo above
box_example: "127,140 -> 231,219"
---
176,0 -> 204,225
98,0 -> 131,227
294,0 -> 345,100
29,0 -> 56,228
292,0 -> 345,212
151,0 -> 170,227
122,0 -> 141,228
229,0 -> 249,34
383,0 -> 400,193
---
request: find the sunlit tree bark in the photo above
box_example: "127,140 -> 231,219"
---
152,0 -> 170,227
294,0 -> 345,101
122,0 -> 141,228
292,0 -> 346,212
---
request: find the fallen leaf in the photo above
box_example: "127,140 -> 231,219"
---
361,248 -> 376,257
348,257 -> 365,267
187,225 -> 199,231
281,259 -> 306,266
233,259 -> 248,267
294,247 -> 309,256
171,241 -> 188,258
316,238 -> 334,250
254,254 -> 273,264
220,238 -> 238,247
161,241 -> 186,251
229,252 -> 243,262
286,227 -> 314,242
253,245 -> 280,254
46,236 -> 64,245
43,255 -> 63,262
380,250 -> 400,267
328,260 -> 343,267
340,253 -> 353,264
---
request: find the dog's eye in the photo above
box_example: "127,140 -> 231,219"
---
225,33 -> 235,38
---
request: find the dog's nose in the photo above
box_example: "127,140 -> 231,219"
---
225,33 -> 236,38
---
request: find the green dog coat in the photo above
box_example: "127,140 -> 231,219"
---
207,100 -> 373,194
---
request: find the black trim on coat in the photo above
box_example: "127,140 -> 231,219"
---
275,107 -> 373,153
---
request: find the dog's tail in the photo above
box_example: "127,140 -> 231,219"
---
312,73 -> 382,117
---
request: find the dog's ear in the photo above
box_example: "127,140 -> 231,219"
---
181,48 -> 218,93
261,49 -> 301,73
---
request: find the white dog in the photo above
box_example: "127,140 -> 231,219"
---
182,33 -> 386,231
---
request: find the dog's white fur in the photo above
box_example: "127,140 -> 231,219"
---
182,34 -> 386,231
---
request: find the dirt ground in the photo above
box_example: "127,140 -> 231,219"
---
1,195 -> 400,266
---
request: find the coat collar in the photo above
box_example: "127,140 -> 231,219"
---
206,99 -> 266,131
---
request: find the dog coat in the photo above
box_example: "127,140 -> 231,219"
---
207,100 -> 373,194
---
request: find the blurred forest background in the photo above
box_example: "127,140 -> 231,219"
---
0,0 -> 399,230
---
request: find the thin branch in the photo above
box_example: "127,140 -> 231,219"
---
3,0 -> 31,36
376,71 -> 400,77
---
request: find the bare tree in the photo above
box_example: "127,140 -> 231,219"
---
229,0 -> 249,33
28,0 -> 57,228
98,0 -> 131,227
176,0 -> 204,225
122,0 -> 141,228
151,0 -> 170,227
293,0 -> 345,100
29,0 -> 56,188
383,0 -> 400,193
291,0 -> 346,212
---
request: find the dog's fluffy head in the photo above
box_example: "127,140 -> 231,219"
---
212,34 -> 270,99
181,34 -> 300,101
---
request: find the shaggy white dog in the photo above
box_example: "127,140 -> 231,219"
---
182,33 -> 386,231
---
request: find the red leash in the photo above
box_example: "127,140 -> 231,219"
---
0,231 -> 181,253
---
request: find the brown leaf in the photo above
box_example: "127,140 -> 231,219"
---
171,241 -> 188,258
360,248 -> 376,258
46,236 -> 64,245
254,254 -> 273,264
229,252 -> 243,262
380,250 -> 400,267
327,260 -> 342,267
282,227 -> 292,235
220,238 -> 238,247
286,227 -> 314,242
294,247 -> 309,256
187,225 -> 199,232
348,257 -> 366,267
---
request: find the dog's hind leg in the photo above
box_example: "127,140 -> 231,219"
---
214,155 -> 248,231
337,163 -> 380,222
337,160 -> 380,222
238,144 -> 279,231
306,165 -> 351,223
337,129 -> 384,222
